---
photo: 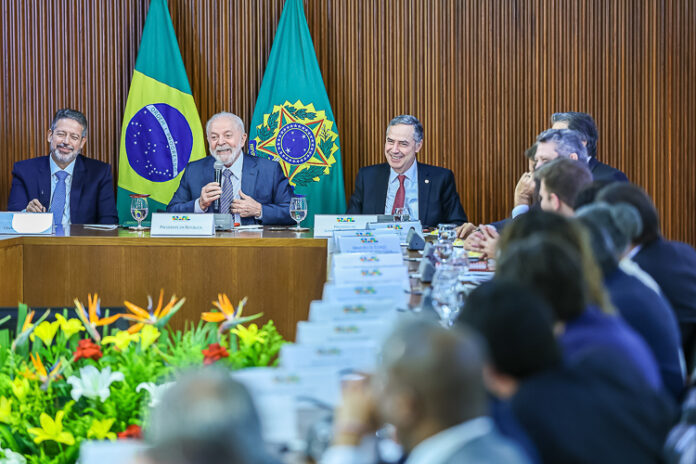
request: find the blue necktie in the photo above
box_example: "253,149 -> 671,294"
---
50,171 -> 68,225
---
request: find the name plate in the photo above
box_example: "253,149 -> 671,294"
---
296,320 -> 392,344
308,299 -> 400,322
0,212 -> 52,235
150,213 -> 214,236
322,282 -> 407,305
336,234 -> 402,254
332,252 -> 405,269
368,221 -> 423,241
314,214 -> 379,237
332,265 -> 409,288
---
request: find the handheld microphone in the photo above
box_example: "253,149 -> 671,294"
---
213,160 -> 224,213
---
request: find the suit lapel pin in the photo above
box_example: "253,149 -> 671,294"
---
425,179 -> 430,184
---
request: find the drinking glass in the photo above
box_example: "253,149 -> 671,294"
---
289,196 -> 308,231
431,265 -> 460,326
433,239 -> 454,264
438,223 -> 457,242
393,207 -> 410,222
129,194 -> 150,230
451,247 -> 470,281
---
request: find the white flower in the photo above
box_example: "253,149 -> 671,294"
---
0,440 -> 26,464
67,366 -> 124,402
136,381 -> 174,408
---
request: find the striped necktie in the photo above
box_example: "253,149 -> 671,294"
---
50,170 -> 69,225
220,170 -> 234,215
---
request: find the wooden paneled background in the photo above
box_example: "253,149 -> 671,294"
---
1,0 -> 694,244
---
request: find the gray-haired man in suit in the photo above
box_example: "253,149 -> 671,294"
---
321,318 -> 531,464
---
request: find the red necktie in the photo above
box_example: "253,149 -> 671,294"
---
391,175 -> 406,214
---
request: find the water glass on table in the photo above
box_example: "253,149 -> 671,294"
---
393,207 -> 410,222
129,194 -> 150,230
431,265 -> 460,327
438,223 -> 457,242
289,195 -> 309,231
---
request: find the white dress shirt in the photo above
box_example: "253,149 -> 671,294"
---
321,417 -> 494,464
384,160 -> 419,220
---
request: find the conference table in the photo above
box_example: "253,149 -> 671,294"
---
0,226 -> 328,340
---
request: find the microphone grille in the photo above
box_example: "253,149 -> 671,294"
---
213,161 -> 224,170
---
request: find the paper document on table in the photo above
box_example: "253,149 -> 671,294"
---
83,224 -> 119,230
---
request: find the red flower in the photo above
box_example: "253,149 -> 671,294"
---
73,338 -> 103,362
118,424 -> 142,439
202,343 -> 229,365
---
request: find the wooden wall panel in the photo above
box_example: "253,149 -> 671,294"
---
1,0 -> 694,244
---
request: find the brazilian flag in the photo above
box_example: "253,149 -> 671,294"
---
117,0 -> 205,226
249,0 -> 345,228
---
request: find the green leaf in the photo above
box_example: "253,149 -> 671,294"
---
291,166 -> 326,187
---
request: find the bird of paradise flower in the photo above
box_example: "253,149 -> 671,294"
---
74,294 -> 122,343
122,289 -> 186,333
201,295 -> 262,333
22,353 -> 63,390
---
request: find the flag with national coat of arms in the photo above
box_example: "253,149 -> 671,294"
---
249,0 -> 346,228
117,0 -> 205,226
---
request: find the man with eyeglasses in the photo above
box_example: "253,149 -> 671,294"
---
8,108 -> 118,225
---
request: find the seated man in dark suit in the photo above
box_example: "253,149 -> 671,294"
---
8,108 -> 119,225
462,280 -> 676,464
551,111 -> 629,182
346,115 -> 467,227
167,112 -> 294,225
598,182 -> 696,370
322,318 -> 530,464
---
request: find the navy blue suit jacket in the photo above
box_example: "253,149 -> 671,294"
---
604,267 -> 685,400
8,155 -> 118,224
345,162 -> 468,227
633,238 -> 696,326
512,348 -> 676,464
589,157 -> 629,182
166,154 -> 294,225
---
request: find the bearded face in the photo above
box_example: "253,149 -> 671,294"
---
48,118 -> 86,166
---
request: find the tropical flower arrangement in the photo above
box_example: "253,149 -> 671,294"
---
0,292 -> 286,464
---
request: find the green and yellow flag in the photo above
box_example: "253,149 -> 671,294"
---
249,0 -> 345,228
117,0 -> 205,226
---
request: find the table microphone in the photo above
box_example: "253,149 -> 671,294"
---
213,160 -> 224,213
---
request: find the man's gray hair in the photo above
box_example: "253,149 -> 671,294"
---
51,108 -> 88,137
145,368 -> 275,464
576,201 -> 643,256
386,114 -> 424,143
206,112 -> 245,135
380,316 -> 487,427
536,128 -> 589,162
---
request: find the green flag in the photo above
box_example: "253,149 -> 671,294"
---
117,0 -> 205,226
249,0 -> 345,228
